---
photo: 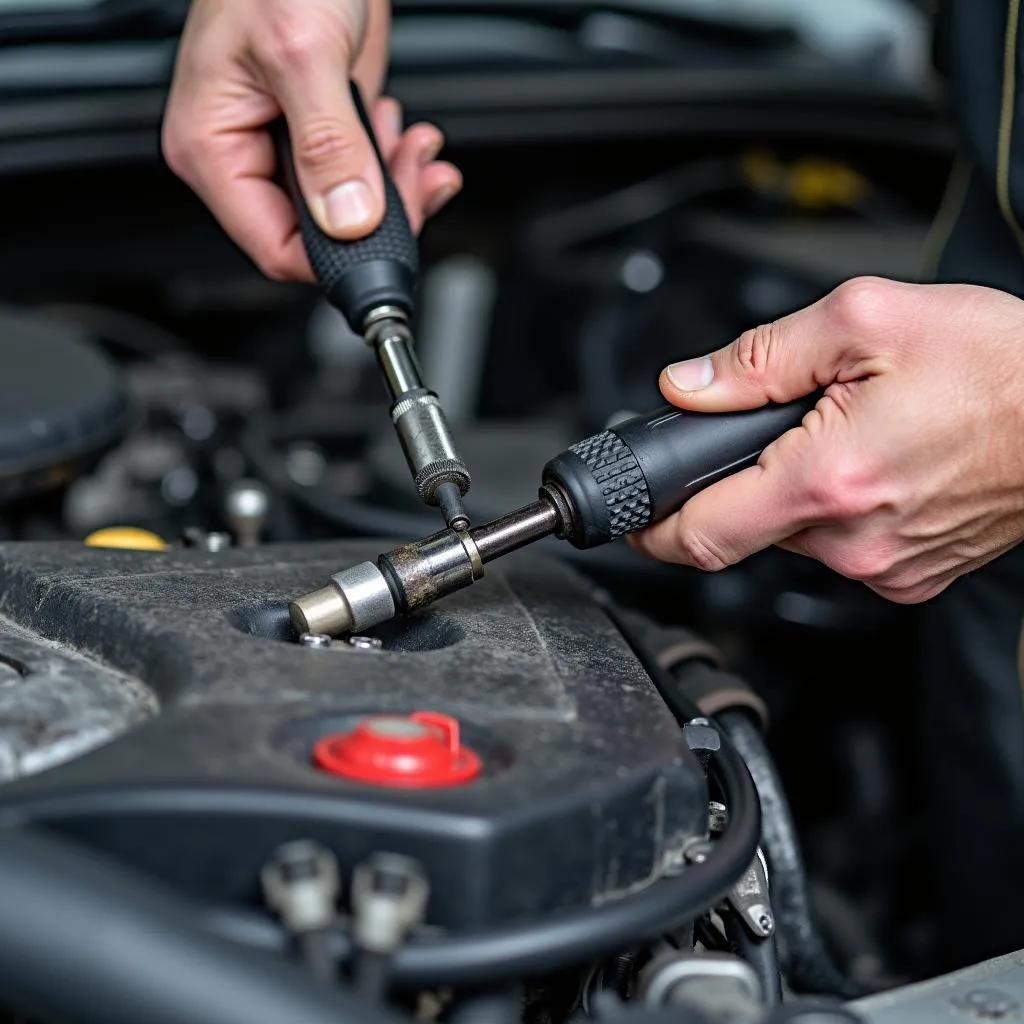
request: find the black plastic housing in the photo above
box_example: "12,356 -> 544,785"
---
275,83 -> 418,330
0,541 -> 706,931
543,396 -> 818,549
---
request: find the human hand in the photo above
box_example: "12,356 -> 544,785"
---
632,277 -> 1024,603
162,0 -> 462,282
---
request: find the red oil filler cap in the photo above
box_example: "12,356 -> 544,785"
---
313,711 -> 481,788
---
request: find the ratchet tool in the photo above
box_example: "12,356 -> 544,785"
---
276,84 -> 472,531
289,393 -> 818,637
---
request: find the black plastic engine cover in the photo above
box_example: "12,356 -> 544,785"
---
0,540 -> 706,930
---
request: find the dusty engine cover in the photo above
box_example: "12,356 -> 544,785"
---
0,540 -> 706,929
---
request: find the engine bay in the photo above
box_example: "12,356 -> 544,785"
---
2,3 -> 1019,1023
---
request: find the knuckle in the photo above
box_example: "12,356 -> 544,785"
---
827,276 -> 896,336
254,252 -> 296,283
675,524 -> 730,573
874,579 -> 938,605
261,15 -> 330,71
731,321 -> 780,386
803,454 -> 878,521
292,119 -> 361,171
830,546 -> 895,584
160,121 -> 192,177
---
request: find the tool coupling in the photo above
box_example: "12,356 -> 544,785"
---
365,310 -> 471,530
289,494 -> 562,638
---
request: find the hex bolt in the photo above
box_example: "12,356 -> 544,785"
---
708,801 -> 729,834
299,633 -> 333,649
261,839 -> 340,934
183,528 -> 232,552
351,852 -> 429,955
348,636 -> 384,651
684,841 -> 715,866
953,989 -> 1020,1019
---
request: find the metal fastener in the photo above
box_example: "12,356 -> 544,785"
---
708,801 -> 729,834
183,528 -> 232,552
952,989 -> 1020,1019
684,841 -> 715,866
348,636 -> 384,651
261,839 -> 340,934
688,716 -> 710,726
299,633 -> 332,649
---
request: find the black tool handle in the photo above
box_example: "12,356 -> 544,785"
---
275,82 -> 418,331
543,395 -> 819,549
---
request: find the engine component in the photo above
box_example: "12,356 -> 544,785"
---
0,309 -> 129,503
275,83 -> 471,530
0,539 -> 709,934
289,395 -> 816,637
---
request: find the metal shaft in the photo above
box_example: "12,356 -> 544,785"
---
470,498 -> 560,563
366,313 -> 471,531
288,495 -> 563,639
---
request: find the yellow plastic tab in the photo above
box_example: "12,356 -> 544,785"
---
84,527 -> 168,551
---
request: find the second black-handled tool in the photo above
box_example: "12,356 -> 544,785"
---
275,82 -> 471,531
541,396 -> 818,549
289,394 -> 818,637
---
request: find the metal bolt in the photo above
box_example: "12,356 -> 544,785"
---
351,852 -> 429,955
183,528 -> 233,552
708,801 -> 729,834
224,478 -> 270,547
261,839 -> 340,934
953,989 -> 1020,1019
299,633 -> 332,649
684,841 -> 715,866
688,716 -> 710,727
757,913 -> 775,936
348,635 -> 384,651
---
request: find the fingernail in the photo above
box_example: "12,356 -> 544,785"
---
323,179 -> 374,233
666,356 -> 714,391
419,136 -> 444,166
386,105 -> 403,136
425,185 -> 458,218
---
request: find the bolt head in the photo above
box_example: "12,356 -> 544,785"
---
953,989 -> 1020,1019
225,479 -> 270,520
684,841 -> 714,865
348,635 -> 383,651
299,633 -> 332,649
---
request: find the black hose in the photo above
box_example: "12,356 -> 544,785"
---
202,737 -> 760,989
449,987 -> 522,1024
0,828 -> 408,1024
717,710 -> 866,1001
724,911 -> 783,1006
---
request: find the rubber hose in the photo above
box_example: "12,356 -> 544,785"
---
202,736 -> 760,989
449,988 -> 521,1024
717,710 -> 866,1000
0,827 -> 408,1024
724,910 -> 783,1006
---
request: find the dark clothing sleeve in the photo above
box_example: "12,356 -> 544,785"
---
922,0 -> 1024,971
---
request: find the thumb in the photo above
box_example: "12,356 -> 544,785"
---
658,280 -> 884,413
270,56 -> 385,240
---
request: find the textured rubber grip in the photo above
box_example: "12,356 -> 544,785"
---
544,393 -> 819,549
567,430 -> 652,538
275,82 -> 418,331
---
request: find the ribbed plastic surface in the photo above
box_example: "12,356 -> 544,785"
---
568,430 -> 652,537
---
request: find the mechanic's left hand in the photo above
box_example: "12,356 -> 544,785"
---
162,0 -> 462,283
631,277 -> 1024,604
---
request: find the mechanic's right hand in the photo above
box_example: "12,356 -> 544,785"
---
633,278 -> 1024,604
161,0 -> 462,282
